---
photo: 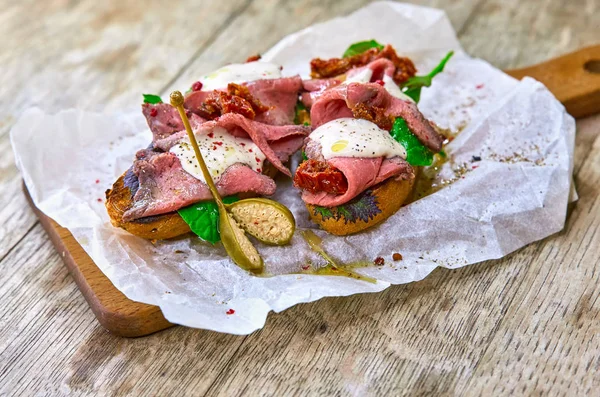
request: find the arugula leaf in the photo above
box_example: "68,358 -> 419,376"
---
301,151 -> 308,162
390,118 -> 434,166
342,40 -> 384,58
142,94 -> 163,104
177,196 -> 239,244
402,51 -> 454,103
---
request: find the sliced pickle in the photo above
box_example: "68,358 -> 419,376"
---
227,198 -> 296,245
219,210 -> 263,273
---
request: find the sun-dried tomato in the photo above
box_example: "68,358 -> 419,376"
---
227,83 -> 269,114
294,159 -> 348,194
195,83 -> 269,120
310,45 -> 417,85
379,45 -> 417,84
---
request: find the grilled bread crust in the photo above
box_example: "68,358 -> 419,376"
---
305,173 -> 416,236
105,164 -> 279,240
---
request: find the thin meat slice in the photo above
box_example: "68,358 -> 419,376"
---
126,113 -> 308,220
302,78 -> 342,92
310,82 -> 444,152
142,103 -> 206,141
122,149 -> 276,221
246,76 -> 303,126
346,58 -> 395,81
268,134 -> 308,161
207,113 -> 309,175
300,156 -> 414,207
301,78 -> 342,108
183,90 -> 212,113
302,58 -> 403,108
152,113 -> 310,171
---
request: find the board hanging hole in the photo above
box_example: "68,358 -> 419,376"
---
583,59 -> 600,74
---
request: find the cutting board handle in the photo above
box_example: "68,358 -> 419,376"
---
505,44 -> 600,118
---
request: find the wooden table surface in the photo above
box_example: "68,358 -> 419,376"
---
1,1 -> 599,395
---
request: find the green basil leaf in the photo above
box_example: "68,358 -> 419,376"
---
342,40 -> 384,58
142,94 -> 163,104
390,117 -> 434,166
177,196 -> 239,244
301,151 -> 308,162
402,51 -> 454,103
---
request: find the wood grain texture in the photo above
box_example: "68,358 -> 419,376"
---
1,0 -> 599,396
506,45 -> 600,118
24,185 -> 173,337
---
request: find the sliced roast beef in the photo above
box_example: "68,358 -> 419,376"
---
246,76 -> 303,125
345,58 -> 395,81
205,113 -> 309,175
122,149 -> 276,221
142,103 -> 206,142
184,76 -> 303,126
301,78 -> 342,108
300,156 -> 414,207
183,91 -> 212,113
152,113 -> 309,172
302,58 -> 402,108
310,82 -> 444,152
302,78 -> 342,92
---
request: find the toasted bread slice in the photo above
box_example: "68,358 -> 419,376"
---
305,173 -> 416,236
105,164 -> 280,240
105,172 -> 191,240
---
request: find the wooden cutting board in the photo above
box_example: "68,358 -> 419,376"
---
26,45 -> 600,338
24,187 -> 173,337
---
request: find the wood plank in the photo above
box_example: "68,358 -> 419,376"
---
0,226 -> 246,396
459,0 -> 600,70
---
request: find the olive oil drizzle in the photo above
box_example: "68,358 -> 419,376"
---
301,230 -> 376,283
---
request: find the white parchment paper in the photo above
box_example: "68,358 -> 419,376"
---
11,2 -> 575,334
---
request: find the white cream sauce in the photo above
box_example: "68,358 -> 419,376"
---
309,118 -> 407,160
170,126 -> 266,184
344,68 -> 414,102
200,62 -> 282,91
